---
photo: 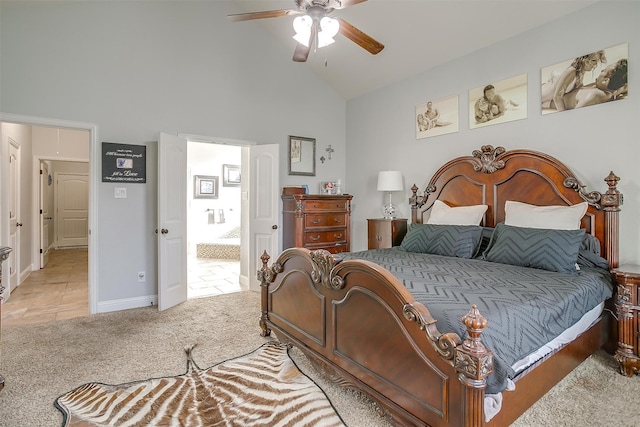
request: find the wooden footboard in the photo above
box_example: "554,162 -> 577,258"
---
258,248 -> 494,427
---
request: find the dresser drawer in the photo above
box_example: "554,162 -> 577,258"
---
302,200 -> 349,212
305,229 -> 347,245
305,213 -> 347,228
323,244 -> 348,254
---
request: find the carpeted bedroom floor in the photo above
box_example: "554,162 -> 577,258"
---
0,291 -> 638,426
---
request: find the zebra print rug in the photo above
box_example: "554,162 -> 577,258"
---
55,341 -> 346,426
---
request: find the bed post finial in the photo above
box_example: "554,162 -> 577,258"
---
601,171 -> 622,269
456,305 -> 494,426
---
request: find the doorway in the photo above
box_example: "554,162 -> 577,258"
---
0,114 -> 97,318
186,141 -> 242,299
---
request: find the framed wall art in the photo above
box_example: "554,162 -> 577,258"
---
416,94 -> 459,139
288,136 -> 316,176
223,164 -> 241,187
469,73 -> 527,129
541,43 -> 628,115
194,175 -> 218,199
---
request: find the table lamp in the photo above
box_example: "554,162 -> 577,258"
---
377,171 -> 403,219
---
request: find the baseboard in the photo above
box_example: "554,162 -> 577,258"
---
239,273 -> 249,288
96,295 -> 158,313
19,265 -> 33,285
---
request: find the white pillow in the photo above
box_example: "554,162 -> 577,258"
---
426,200 -> 488,226
504,200 -> 588,230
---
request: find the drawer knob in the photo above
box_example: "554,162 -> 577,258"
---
334,233 -> 343,239
310,235 -> 320,241
334,218 -> 343,223
311,219 -> 321,224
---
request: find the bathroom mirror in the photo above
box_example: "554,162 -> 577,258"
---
288,135 -> 316,176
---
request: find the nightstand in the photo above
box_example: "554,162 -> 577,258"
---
367,218 -> 407,250
612,264 -> 640,376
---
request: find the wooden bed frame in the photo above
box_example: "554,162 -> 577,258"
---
258,146 -> 623,426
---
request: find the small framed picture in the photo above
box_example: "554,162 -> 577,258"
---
301,184 -> 309,194
223,164 -> 241,187
320,181 -> 336,194
194,175 -> 218,199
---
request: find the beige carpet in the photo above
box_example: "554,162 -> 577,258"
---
0,291 -> 638,426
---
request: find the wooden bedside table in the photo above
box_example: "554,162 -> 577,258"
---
613,264 -> 640,376
367,218 -> 407,250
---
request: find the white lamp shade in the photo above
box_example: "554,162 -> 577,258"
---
377,171 -> 403,192
292,15 -> 312,47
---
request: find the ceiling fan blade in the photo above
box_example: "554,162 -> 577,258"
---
335,17 -> 384,55
292,21 -> 318,62
293,43 -> 311,62
227,9 -> 298,22
333,0 -> 368,9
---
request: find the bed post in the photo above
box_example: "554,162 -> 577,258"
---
456,305 -> 493,427
257,250 -> 273,337
601,171 -> 622,269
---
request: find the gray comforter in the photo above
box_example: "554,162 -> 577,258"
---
340,248 -> 613,394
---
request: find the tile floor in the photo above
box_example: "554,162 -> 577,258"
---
187,257 -> 242,298
1,248 -> 89,327
1,248 -> 240,327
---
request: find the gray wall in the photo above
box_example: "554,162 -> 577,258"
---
346,1 -> 640,265
0,1 -> 346,307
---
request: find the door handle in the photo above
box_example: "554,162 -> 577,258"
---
272,225 -> 278,229
16,222 -> 23,227
161,228 -> 169,234
44,217 -> 53,220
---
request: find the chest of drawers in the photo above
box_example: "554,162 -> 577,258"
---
282,194 -> 352,254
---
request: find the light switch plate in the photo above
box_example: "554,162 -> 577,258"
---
115,187 -> 127,199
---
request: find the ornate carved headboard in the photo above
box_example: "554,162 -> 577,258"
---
409,146 -> 623,268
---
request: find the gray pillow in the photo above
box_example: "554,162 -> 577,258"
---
482,223 -> 585,274
400,224 -> 483,259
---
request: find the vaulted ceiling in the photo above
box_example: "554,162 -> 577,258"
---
230,0 -> 598,99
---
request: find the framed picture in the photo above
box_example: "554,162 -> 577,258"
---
223,164 -> 241,187
320,181 -> 336,194
288,136 -> 316,176
469,73 -> 528,129
415,94 -> 459,139
541,43 -> 628,115
194,175 -> 218,199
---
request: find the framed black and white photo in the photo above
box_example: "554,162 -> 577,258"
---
194,175 -> 218,199
223,164 -> 241,187
469,73 -> 527,129
415,94 -> 459,139
541,43 -> 628,115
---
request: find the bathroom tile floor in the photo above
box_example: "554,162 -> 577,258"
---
1,249 -> 241,327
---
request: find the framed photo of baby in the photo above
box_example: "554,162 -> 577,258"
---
469,73 -> 528,129
415,94 -> 459,139
541,43 -> 628,115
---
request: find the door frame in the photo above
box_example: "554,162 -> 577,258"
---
1,112 -> 99,314
8,139 -> 20,294
179,133 -> 257,290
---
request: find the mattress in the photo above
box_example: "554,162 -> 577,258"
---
340,247 -> 614,395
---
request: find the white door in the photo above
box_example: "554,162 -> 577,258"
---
56,173 -> 89,247
40,161 -> 53,267
248,144 -> 279,291
157,133 -> 187,311
8,140 -> 20,294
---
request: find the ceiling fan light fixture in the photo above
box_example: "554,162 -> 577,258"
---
292,15 -> 312,47
318,16 -> 339,47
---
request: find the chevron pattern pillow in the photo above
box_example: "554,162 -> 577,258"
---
482,223 -> 585,273
400,224 -> 483,259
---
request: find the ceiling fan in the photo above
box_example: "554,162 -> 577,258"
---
227,0 -> 384,62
